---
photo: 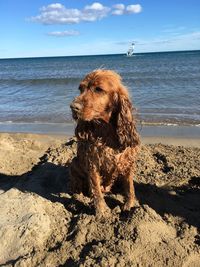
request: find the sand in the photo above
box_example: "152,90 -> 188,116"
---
0,133 -> 199,266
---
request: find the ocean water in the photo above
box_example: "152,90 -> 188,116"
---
0,50 -> 200,127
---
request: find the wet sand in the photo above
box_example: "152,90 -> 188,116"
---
0,122 -> 200,138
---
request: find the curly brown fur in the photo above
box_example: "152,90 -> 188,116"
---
70,70 -> 140,216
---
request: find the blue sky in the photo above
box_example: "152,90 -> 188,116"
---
0,0 -> 200,58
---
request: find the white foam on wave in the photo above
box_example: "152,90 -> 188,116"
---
0,121 -> 13,124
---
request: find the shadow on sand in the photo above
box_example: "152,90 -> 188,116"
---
0,151 -> 199,229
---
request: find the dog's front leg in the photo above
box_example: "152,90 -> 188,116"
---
89,166 -> 110,216
122,170 -> 135,211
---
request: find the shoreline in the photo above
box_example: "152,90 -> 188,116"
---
0,124 -> 200,148
0,122 -> 200,136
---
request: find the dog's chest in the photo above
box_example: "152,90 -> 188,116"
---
77,141 -> 118,171
77,140 -> 134,177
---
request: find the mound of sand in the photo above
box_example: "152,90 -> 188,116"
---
0,134 -> 199,266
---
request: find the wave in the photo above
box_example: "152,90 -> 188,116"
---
140,122 -> 179,126
0,121 -> 74,125
0,77 -> 81,86
0,119 -> 200,127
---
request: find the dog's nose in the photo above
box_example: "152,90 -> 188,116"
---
70,101 -> 82,112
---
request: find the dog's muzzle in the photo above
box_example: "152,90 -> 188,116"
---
70,100 -> 83,120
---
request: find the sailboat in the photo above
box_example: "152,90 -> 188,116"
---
126,42 -> 135,57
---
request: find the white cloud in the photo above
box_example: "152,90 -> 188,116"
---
82,2 -> 110,22
41,3 -> 64,11
85,2 -> 107,11
112,4 -> 125,15
113,4 -> 125,10
112,3 -> 142,15
47,30 -> 80,37
29,2 -> 142,25
30,2 -> 110,24
126,4 -> 142,14
112,9 -> 124,15
30,6 -> 82,24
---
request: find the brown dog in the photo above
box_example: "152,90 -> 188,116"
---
70,70 -> 140,216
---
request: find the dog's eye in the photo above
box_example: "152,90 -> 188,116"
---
79,86 -> 84,93
94,87 -> 103,93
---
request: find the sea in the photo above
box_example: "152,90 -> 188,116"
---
0,50 -> 200,134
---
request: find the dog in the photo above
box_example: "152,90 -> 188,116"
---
70,69 -> 140,216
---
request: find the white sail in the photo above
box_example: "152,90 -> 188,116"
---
126,42 -> 135,57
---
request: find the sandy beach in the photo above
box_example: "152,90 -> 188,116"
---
0,131 -> 199,266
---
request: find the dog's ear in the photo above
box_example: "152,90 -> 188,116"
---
114,87 -> 140,149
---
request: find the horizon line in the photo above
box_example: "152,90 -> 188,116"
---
0,49 -> 199,60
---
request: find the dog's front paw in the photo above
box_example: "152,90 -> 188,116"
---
122,200 -> 134,211
95,200 -> 111,218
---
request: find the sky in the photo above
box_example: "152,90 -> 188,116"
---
0,0 -> 200,58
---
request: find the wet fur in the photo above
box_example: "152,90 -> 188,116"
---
70,70 -> 140,215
